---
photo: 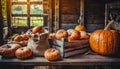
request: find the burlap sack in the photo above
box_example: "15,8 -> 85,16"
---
27,29 -> 50,56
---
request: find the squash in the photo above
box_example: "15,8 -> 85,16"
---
15,47 -> 32,59
44,48 -> 60,61
68,31 -> 80,42
75,25 -> 86,31
21,34 -> 29,41
79,31 -> 89,39
89,20 -> 118,55
14,35 -> 23,41
55,29 -> 68,40
67,29 -> 76,36
0,44 -> 22,57
32,25 -> 44,34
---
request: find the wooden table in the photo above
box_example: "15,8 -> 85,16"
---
0,54 -> 120,66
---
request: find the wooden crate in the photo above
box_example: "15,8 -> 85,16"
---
51,38 -> 90,58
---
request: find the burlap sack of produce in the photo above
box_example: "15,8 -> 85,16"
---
27,29 -> 50,56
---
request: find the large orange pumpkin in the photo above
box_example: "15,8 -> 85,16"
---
75,25 -> 86,31
89,20 -> 118,55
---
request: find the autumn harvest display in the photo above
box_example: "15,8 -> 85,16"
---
0,21 -> 119,61
89,20 -> 118,55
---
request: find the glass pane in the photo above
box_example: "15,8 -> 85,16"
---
12,0 -> 27,2
12,17 -> 27,26
12,5 -> 27,14
30,0 -> 43,2
30,17 -> 44,26
30,4 -> 43,14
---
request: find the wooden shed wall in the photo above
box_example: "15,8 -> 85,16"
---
58,0 -> 105,32
61,0 -> 80,24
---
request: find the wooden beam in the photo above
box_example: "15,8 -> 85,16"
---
55,0 -> 60,31
6,0 -> 11,28
80,0 -> 84,25
48,0 -> 53,32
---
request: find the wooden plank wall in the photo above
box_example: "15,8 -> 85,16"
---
61,0 -> 80,24
55,0 -> 105,32
85,0 -> 105,32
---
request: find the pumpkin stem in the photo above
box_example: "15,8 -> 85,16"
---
6,45 -> 11,48
104,20 -> 114,30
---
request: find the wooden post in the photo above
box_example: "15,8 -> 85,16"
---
48,0 -> 53,33
0,0 -> 3,45
55,0 -> 60,31
80,0 -> 84,25
6,0 -> 11,28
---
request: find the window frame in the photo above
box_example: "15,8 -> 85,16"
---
7,0 -> 49,28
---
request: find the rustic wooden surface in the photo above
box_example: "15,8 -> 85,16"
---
1,54 -> 120,66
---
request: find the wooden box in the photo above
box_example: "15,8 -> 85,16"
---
51,38 -> 90,58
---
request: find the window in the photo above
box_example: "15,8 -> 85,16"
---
10,0 -> 50,27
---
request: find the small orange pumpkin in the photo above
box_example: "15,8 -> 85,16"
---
67,29 -> 76,36
15,47 -> 32,59
44,48 -> 60,61
32,25 -> 44,34
13,35 -> 23,41
49,33 -> 56,39
80,31 -> 89,39
75,25 -> 86,31
55,29 -> 68,40
0,44 -> 22,57
21,34 -> 29,40
68,31 -> 80,42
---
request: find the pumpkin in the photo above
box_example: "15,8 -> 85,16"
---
44,48 -> 60,61
13,35 -> 23,41
49,33 -> 56,39
15,47 -> 32,59
68,31 -> 80,42
0,44 -> 22,57
21,34 -> 29,40
75,25 -> 86,31
67,29 -> 76,36
11,34 -> 19,41
89,20 -> 118,55
80,31 -> 89,39
32,25 -> 44,34
55,29 -> 68,40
